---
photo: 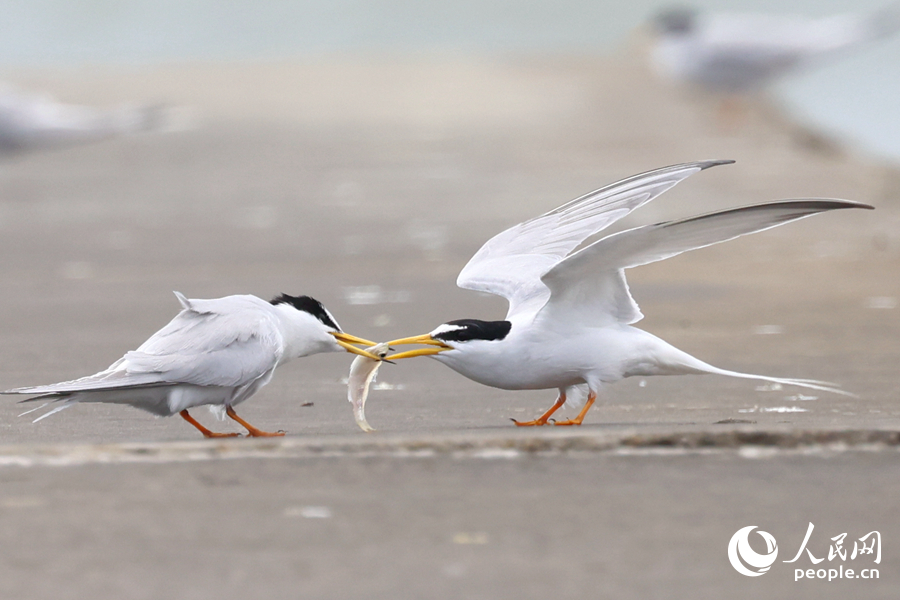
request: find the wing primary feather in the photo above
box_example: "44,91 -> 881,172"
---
586,198 -> 873,271
5,374 -> 175,397
456,160 -> 734,319
539,199 -> 873,327
531,159 -> 733,224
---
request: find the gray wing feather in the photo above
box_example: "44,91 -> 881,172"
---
123,294 -> 283,387
540,199 -> 873,327
4,293 -> 284,396
457,160 -> 732,319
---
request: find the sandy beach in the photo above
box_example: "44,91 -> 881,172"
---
0,54 -> 897,598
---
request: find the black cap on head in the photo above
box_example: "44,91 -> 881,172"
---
654,6 -> 697,34
433,319 -> 511,342
271,294 -> 340,331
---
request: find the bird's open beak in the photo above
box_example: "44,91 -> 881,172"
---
330,332 -> 385,361
384,334 -> 452,360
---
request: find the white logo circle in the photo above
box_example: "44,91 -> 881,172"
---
728,526 -> 779,577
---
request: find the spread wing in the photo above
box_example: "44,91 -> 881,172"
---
538,200 -> 874,328
456,160 -> 732,320
4,293 -> 284,396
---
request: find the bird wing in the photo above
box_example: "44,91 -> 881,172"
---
3,360 -> 173,398
456,160 -> 732,320
123,293 -> 284,387
3,293 -> 284,396
538,200 -> 873,328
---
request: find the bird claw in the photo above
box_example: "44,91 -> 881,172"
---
511,418 -> 549,427
245,430 -> 285,437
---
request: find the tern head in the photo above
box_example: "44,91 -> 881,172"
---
386,319 -> 511,360
653,6 -> 697,35
270,294 -> 382,360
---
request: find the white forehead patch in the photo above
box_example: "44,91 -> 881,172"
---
431,323 -> 465,337
322,306 -> 341,331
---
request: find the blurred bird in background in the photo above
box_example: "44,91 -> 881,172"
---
649,3 -> 900,127
650,3 -> 900,94
0,82 -> 169,156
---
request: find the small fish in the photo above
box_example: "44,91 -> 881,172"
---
347,342 -> 390,432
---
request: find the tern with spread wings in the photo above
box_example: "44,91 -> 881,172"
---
386,161 -> 872,426
3,292 -> 380,437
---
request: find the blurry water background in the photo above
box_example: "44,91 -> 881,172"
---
0,0 -> 897,160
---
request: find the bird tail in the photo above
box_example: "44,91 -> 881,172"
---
694,364 -> 854,397
17,398 -> 78,423
667,350 -> 856,397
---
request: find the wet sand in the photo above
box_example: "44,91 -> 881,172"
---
0,55 -> 897,598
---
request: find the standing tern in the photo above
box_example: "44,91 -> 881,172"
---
3,292 -> 380,437
650,5 -> 900,94
385,161 -> 873,426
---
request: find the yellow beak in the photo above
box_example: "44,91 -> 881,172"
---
332,331 -> 378,346
330,332 -> 385,361
383,333 -> 452,360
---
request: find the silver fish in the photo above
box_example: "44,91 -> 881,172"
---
347,342 -> 390,432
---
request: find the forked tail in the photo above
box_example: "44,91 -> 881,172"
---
17,398 -> 78,423
673,351 -> 856,397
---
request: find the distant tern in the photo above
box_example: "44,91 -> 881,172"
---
385,161 -> 872,426
650,5 -> 900,94
3,292 -> 380,437
0,83 -> 165,155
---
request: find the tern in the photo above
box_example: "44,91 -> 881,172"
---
650,5 -> 900,94
3,292 -> 380,437
0,83 -> 165,155
386,160 -> 872,426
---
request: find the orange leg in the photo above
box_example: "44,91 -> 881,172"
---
512,393 -> 566,427
226,406 -> 285,437
553,391 -> 596,426
180,409 -> 241,438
